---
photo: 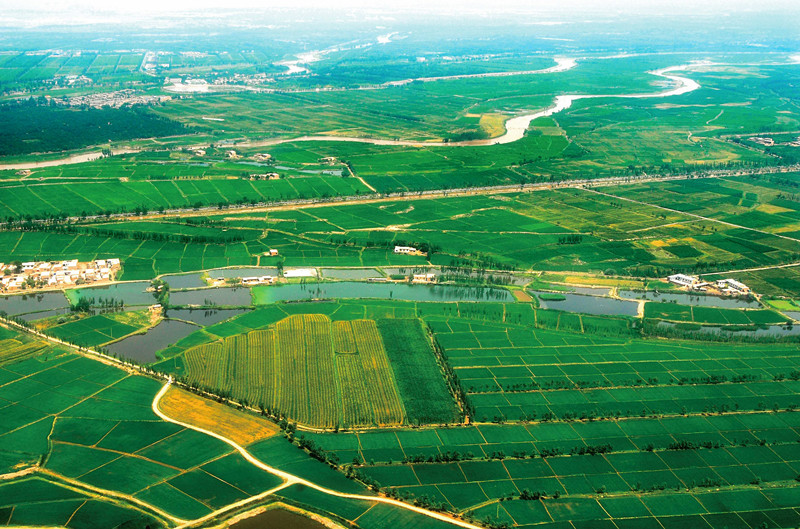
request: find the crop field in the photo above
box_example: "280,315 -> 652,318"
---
424,314 -> 800,422
46,311 -> 153,347
307,411 -> 800,528
643,302 -> 788,325
4,30 -> 800,529
5,180 -> 800,286
0,175 -> 369,220
183,314 -> 407,428
157,385 -> 279,445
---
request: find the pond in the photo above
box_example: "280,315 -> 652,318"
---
532,291 -> 640,317
170,287 -> 253,307
569,286 -> 613,297
167,308 -> 250,326
67,281 -> 154,307
229,508 -> 327,529
619,290 -> 761,309
321,268 -> 382,280
17,307 -> 72,321
105,320 -> 199,363
208,267 -> 278,279
253,282 -> 513,304
0,292 -> 70,316
657,321 -> 800,338
161,273 -> 206,289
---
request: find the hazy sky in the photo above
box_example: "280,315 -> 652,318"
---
1,0 -> 798,30
2,0 -> 799,15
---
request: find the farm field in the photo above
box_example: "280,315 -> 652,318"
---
179,313 -> 456,428
6,182 -> 800,287
44,310 -> 154,348
0,323 -> 450,529
4,11 -> 800,529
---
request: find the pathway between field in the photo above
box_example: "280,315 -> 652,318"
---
582,187 -> 800,244
152,379 -> 484,529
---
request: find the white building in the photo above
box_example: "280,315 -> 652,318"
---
412,273 -> 437,283
668,274 -> 699,287
394,245 -> 418,254
241,276 -> 275,286
716,278 -> 750,294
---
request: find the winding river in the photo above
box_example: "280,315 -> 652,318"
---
238,61 -> 705,149
0,59 -> 704,171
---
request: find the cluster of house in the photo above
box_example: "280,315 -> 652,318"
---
56,89 -> 171,109
247,173 -> 280,180
0,259 -> 121,292
667,274 -> 751,295
748,136 -> 800,148
749,136 -> 775,147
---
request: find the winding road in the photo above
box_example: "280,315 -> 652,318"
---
152,379 -> 485,529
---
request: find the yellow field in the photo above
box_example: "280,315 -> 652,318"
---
184,314 -> 406,429
0,338 -> 49,365
158,386 -> 279,446
479,114 -> 506,138
562,275 -> 644,288
512,290 -> 533,302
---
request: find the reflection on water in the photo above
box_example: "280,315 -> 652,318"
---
619,290 -> 760,309
0,292 -> 70,316
229,508 -> 328,529
533,291 -> 639,317
170,287 -> 253,307
105,320 -> 198,363
255,282 -> 513,304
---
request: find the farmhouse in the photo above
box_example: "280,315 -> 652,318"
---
225,150 -> 239,159
412,273 -> 437,284
667,273 -> 699,287
241,276 -> 275,286
394,245 -> 418,254
253,153 -> 272,161
268,249 -> 279,256
716,278 -> 751,295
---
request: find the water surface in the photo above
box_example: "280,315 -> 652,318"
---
255,282 -> 513,304
170,287 -> 253,307
533,291 -> 639,317
0,292 -> 70,316
105,320 -> 199,363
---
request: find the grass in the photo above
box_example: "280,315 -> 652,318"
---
377,318 -> 460,425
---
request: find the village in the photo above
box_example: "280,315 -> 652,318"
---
0,258 -> 121,292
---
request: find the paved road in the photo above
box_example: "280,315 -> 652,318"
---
152,379 -> 486,529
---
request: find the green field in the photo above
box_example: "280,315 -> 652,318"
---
183,314 -> 407,428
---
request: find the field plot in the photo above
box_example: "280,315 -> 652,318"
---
1,325 -> 443,528
183,314 -> 408,428
46,311 -> 153,347
157,385 -> 279,446
426,314 -> 800,422
643,302 -> 788,325
308,395 -> 800,528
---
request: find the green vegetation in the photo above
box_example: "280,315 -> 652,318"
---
183,314 -> 406,428
0,100 -> 186,156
